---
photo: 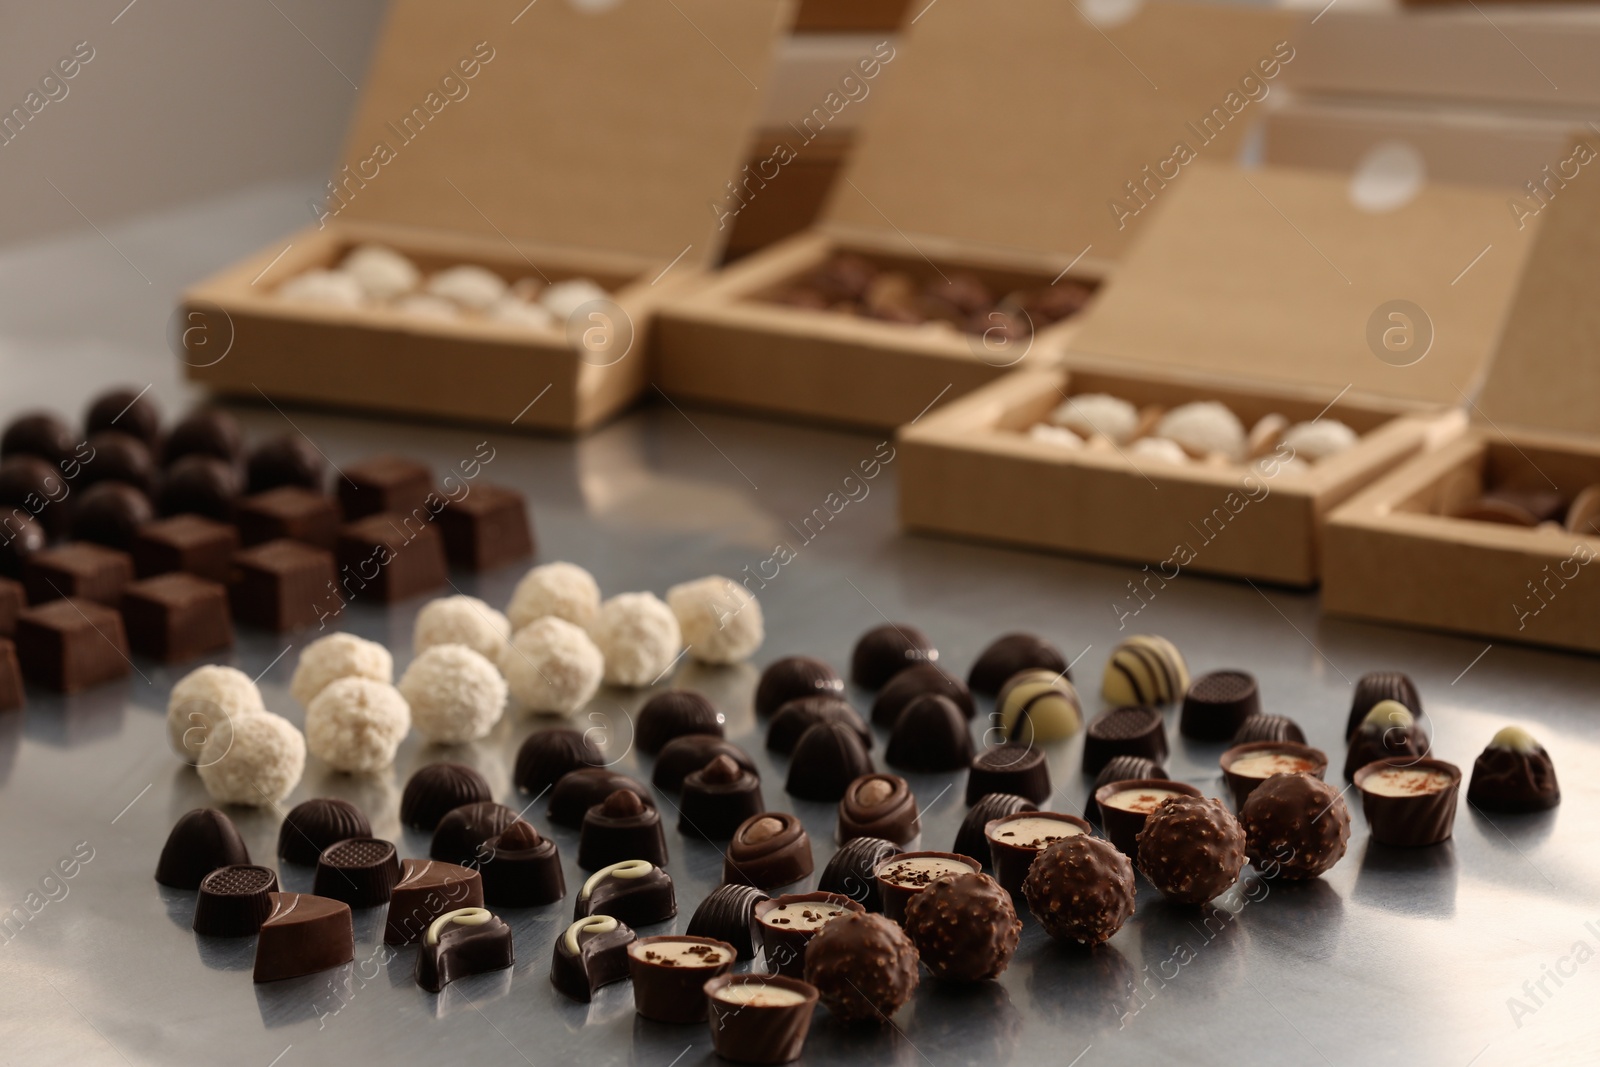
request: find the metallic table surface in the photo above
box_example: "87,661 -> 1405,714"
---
1,186 -> 1597,1067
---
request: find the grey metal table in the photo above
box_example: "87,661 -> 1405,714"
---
0,184 -> 1595,1067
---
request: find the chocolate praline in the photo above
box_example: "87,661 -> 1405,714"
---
431,801 -> 518,865
724,812 -> 814,890
416,907 -> 514,993
885,693 -> 973,773
193,865 -> 280,937
480,820 -> 565,907
705,975 -> 820,1066
547,768 -> 654,827
551,915 -> 636,1001
246,434 -> 325,494
1,411 -> 73,467
1240,772 -> 1350,879
156,808 -> 251,889
400,761 -> 493,830
1021,835 -> 1136,945
786,720 -> 873,802
870,663 -> 974,728
1087,756 -> 1167,823
1095,779 -> 1204,856
678,755 -> 764,840
384,859 -> 485,945
313,837 -> 402,908
902,871 -> 1019,982
850,623 -> 938,689
802,912 -> 919,1023
1346,671 -> 1422,739
1343,701 -> 1429,782
157,455 -> 239,521
1354,757 -> 1462,847
766,695 -> 871,755
0,457 -> 67,538
954,794 -> 1036,865
0,510 -> 46,578
874,851 -> 982,924
1232,714 -> 1306,746
984,811 -> 1091,898
1179,669 -> 1261,742
1219,741 -> 1328,808
70,482 -> 154,550
967,632 -> 1068,695
965,743 -> 1050,805
162,409 -> 242,466
652,735 -> 756,792
818,836 -> 902,912
1082,706 -> 1168,775
757,892 -> 867,978
995,669 -> 1083,744
578,789 -> 668,870
1135,796 -> 1246,905
277,797 -> 371,866
627,934 -> 736,1023
1468,726 -> 1560,813
574,859 -> 676,926
755,655 -> 844,716
635,689 -> 722,755
838,773 -> 920,845
85,387 -> 162,449
253,892 -> 354,983
81,431 -> 156,492
687,883 -> 770,959
514,727 -> 602,797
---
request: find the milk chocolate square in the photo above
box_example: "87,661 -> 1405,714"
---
132,515 -> 240,583
15,597 -> 131,692
121,573 -> 234,662
335,514 -> 447,604
437,484 -> 534,572
23,543 -> 134,607
229,539 -> 341,631
337,457 -> 432,521
236,487 -> 340,550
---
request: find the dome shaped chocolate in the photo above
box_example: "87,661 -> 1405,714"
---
431,801 -> 518,865
163,409 -> 242,466
755,656 -> 843,716
1240,772 -> 1350,880
967,633 -> 1067,695
156,808 -> 251,889
71,482 -> 154,550
1022,835 -> 1135,945
81,431 -> 155,492
652,735 -> 756,792
766,695 -> 870,755
548,768 -> 655,827
902,871 -> 1020,982
688,883 -> 770,959
85,387 -> 162,449
850,623 -> 938,689
885,694 -> 972,773
157,455 -> 239,521
1135,795 -> 1245,905
1,411 -> 73,466
786,721 -> 873,802
635,690 -> 722,755
277,797 -> 372,866
870,663 -> 973,728
1468,726 -> 1560,813
247,434 -> 326,494
401,762 -> 493,830
1346,671 -> 1422,739
514,727 -> 603,797
1232,714 -> 1306,746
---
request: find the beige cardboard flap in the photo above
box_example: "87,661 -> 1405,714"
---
329,0 -> 790,266
1064,162 -> 1537,408
825,0 -> 1301,264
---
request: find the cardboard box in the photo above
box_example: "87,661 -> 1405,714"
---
656,0 -> 1303,430
898,162 -> 1539,586
794,0 -> 910,33
182,0 -> 791,434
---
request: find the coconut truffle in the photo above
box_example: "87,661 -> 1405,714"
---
305,677 -> 412,774
500,616 -> 604,714
414,595 -> 512,661
1051,393 -> 1140,443
398,644 -> 508,745
196,712 -> 306,806
290,633 -> 394,708
1155,401 -> 1246,461
486,296 -> 555,329
340,244 -> 419,301
541,279 -> 609,321
507,561 -> 601,631
279,269 -> 364,308
666,576 -> 763,665
1130,437 -> 1189,465
425,264 -> 507,311
590,592 -> 683,687
1282,419 -> 1359,462
167,665 -> 266,765
1028,423 -> 1084,449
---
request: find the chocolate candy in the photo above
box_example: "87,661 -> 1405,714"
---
156,808 -> 250,889
480,820 -> 565,907
0,459 -> 66,542
803,912 -> 919,1023
579,789 -> 668,870
575,859 -> 676,926
85,387 -> 161,449
1082,705 -> 1168,775
0,510 -> 46,578
1022,835 -> 1136,945
817,837 -> 901,912
235,487 -> 339,550
157,455 -> 240,521
1,411 -> 72,466
786,721 -> 872,802
1102,634 -> 1188,706
81,431 -> 156,493
1354,758 -> 1462,847
1344,701 -> 1429,783
901,871 -> 1019,982
652,735 -> 755,792
1346,671 -> 1422,739
766,695 -> 870,755
679,755 -> 764,840
995,669 -> 1082,744
228,539 -> 340,631
885,694 -> 973,773
253,892 -> 354,983
984,812 -> 1090,898
1468,726 -> 1560,813
1179,669 -> 1261,742
335,514 -> 447,603
132,514 -> 239,583
850,623 -> 938,689
1232,714 -> 1306,746
400,761 -> 493,830
23,542 -> 132,607
1240,772 -> 1350,879
1094,779 -> 1203,856
965,743 -> 1050,805
628,935 -> 736,1023
71,483 -> 154,550
548,768 -> 654,826
385,859 -> 484,944
436,483 -> 535,572
755,655 -> 843,716
838,773 -> 919,845
0,639 -> 21,711
1220,741 -> 1328,808
968,632 -> 1067,695
1135,795 -> 1245,904
277,797 -> 370,866
337,455 -> 433,521
875,851 -> 982,924
16,598 -> 130,692
163,409 -> 242,466
1087,756 -> 1167,823
246,434 -> 325,494
514,726 -> 602,797
417,907 -> 514,993
636,689 -> 722,755
754,892 -> 865,978
431,801 -> 518,865
551,915 -> 636,1001
122,573 -> 232,662
314,837 -> 401,907
705,975 -> 820,1065
688,883 -> 770,959
870,663 -> 974,728
725,813 -> 814,889
0,579 -> 20,637
955,794 -> 1035,866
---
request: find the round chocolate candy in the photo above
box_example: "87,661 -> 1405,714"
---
1232,714 -> 1306,746
1468,726 -> 1560,813
1135,795 -> 1245,905
246,434 -> 326,494
1087,756 -> 1167,823
967,632 -> 1068,695
579,789 -> 667,870
803,912 -> 919,1023
755,655 -> 843,716
850,623 -> 938,689
995,669 -> 1082,744
163,409 -> 242,466
724,812 -> 814,890
513,727 -> 602,797
679,755 -> 764,840
766,695 -> 870,755
156,808 -> 251,889
1346,671 -> 1422,739
954,793 -> 1036,866
314,837 -> 402,908
1343,701 -> 1429,783
85,387 -> 162,449
965,743 -> 1050,805
192,864 -> 279,937
870,663 -> 973,729
431,801 -> 518,865
1021,835 -> 1135,946
786,721 -> 873,802
1179,670 -> 1261,742
400,761 -> 493,830
277,797 -> 371,866
71,481 -> 153,550
687,883 -> 770,959
635,689 -> 722,755
1101,634 -> 1188,707
547,768 -> 654,827
837,773 -> 919,845
157,454 -> 239,521
818,836 -> 902,912
480,820 -> 565,907
81,431 -> 156,492
884,693 -> 972,773
1082,705 -> 1168,775
0,509 -> 46,577
1240,772 -> 1350,880
0,456 -> 68,539
652,735 -> 755,792
1,411 -> 73,466
902,871 -> 1019,982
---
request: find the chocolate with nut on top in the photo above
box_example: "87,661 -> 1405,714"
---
837,773 -> 920,845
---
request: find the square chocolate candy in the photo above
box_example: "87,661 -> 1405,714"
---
0,576 -> 22,636
121,573 -> 234,662
236,487 -> 340,550
15,597 -> 132,692
438,484 -> 534,572
337,457 -> 433,521
230,539 -> 341,631
0,637 -> 22,710
336,514 -> 448,604
132,515 -> 239,583
23,543 -> 134,607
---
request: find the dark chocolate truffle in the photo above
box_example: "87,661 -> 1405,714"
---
85,387 -> 161,449
885,693 -> 973,773
818,836 -> 902,912
1239,772 -> 1350,880
1021,835 -> 1136,945
1135,796 -> 1246,905
0,510 -> 46,578
81,431 -> 156,492
479,820 -> 565,907
786,720 -> 873,802
965,743 -> 1050,805
401,762 -> 493,830
850,623 -> 938,689
163,409 -> 242,466
652,735 -> 756,792
1232,714 -> 1306,746
578,789 -> 667,870
968,632 -> 1068,695
70,482 -> 153,550
1179,669 -> 1261,742
838,773 -> 920,845
1082,706 -> 1168,775
1346,671 -> 1422,739
755,655 -> 843,715
156,808 -> 251,889
1,411 -> 73,467
871,663 -> 974,728
687,883 -> 769,959
724,813 -> 814,889
193,865 -> 280,937
803,912 -> 919,1023
157,455 -> 239,521
246,434 -> 325,494
513,727 -> 602,797
679,755 -> 764,840
955,793 -> 1036,865
902,871 -> 1019,982
0,456 -> 67,539
635,689 -> 722,755
277,797 -> 372,866
313,837 -> 401,908
766,695 -> 871,755
431,801 -> 518,865
1343,701 -> 1429,783
1088,756 -> 1167,823
547,768 -> 654,827
1467,726 -> 1560,813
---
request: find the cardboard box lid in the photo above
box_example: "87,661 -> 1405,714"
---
1062,161 -> 1539,410
329,0 -> 790,268
823,0 -> 1301,266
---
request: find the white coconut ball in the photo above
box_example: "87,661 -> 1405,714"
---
196,711 -> 305,806
414,595 -> 511,663
590,592 -> 683,687
290,633 -> 393,709
394,293 -> 460,321
279,269 -> 365,308
486,296 -> 555,330
1156,401 -> 1247,461
1281,419 -> 1360,462
1130,437 -> 1190,465
398,644 -> 508,744
340,244 -> 419,301
666,576 -> 763,665
426,265 -> 507,311
1029,423 -> 1084,449
1050,393 -> 1140,444
507,561 -> 601,631
305,677 -> 412,774
500,616 -> 604,714
167,665 -> 266,765
541,279 -> 609,322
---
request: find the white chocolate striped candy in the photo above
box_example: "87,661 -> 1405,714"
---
1102,635 -> 1188,707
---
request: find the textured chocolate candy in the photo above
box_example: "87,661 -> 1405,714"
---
246,434 -> 325,494
480,820 -> 565,907
400,761 -> 493,830
954,794 -> 1036,866
628,935 -> 736,1023
754,892 -> 865,978
313,837 -> 401,908
1082,706 -> 1168,775
725,813 -> 814,889
818,837 -> 901,913
417,907 -> 514,992
755,655 -> 843,716
163,409 -> 242,466
431,801 -> 518,865
514,727 -> 602,797
850,623 -> 938,689
803,912 -> 919,1023
574,860 -> 676,927
1101,634 -> 1188,707
436,483 -> 535,572
965,743 -> 1050,805
870,663 -> 974,728
81,431 -> 156,493
71,483 -> 154,550
902,871 -> 1019,982
1,411 -> 73,467
1087,756 -> 1168,823
157,455 -> 239,521
679,755 -> 764,840
652,735 -> 756,792
838,773 -> 920,845
1468,726 -> 1560,813
1346,671 -> 1422,739
687,883 -> 770,960
705,975 -> 820,1066
579,789 -> 668,870
1135,796 -> 1246,905
277,797 -> 370,866
547,768 -> 654,827
1240,772 -> 1350,880
766,695 -> 870,755
786,721 -> 873,802
636,689 -> 722,755
85,387 -> 162,449
253,892 -> 354,983
1232,714 -> 1306,746
885,694 -> 973,773
995,669 -> 1083,744
984,812 -> 1091,898
551,915 -> 636,1001
968,632 -> 1068,695
875,851 -> 982,924
1179,670 -> 1261,742
156,809 -> 251,889
1022,835 -> 1136,945
1094,779 -> 1203,856
1343,701 -> 1429,783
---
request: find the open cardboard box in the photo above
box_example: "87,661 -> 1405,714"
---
181,0 -> 791,434
655,0 -> 1302,430
898,162 -> 1538,586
